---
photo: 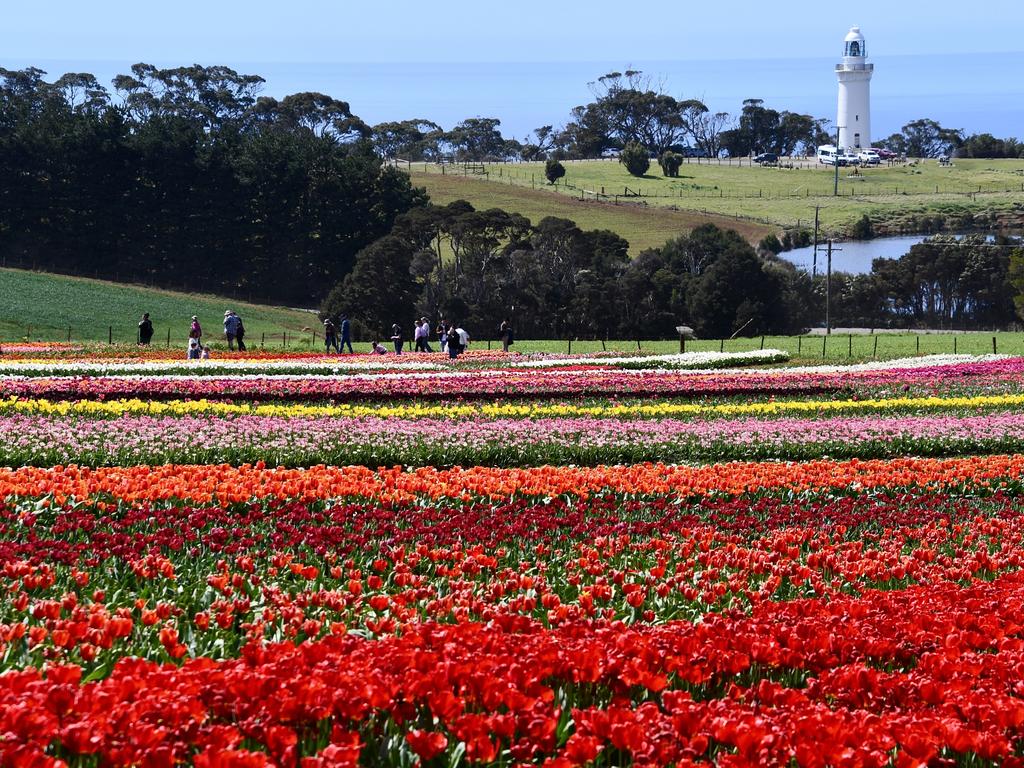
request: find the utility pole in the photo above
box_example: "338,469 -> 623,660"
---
812,206 -> 820,277
825,240 -> 842,336
833,126 -> 843,197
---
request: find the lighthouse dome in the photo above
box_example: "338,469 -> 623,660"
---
844,26 -> 866,58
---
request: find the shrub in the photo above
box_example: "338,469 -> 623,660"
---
658,151 -> 683,177
620,141 -> 650,177
544,159 -> 566,185
851,214 -> 875,239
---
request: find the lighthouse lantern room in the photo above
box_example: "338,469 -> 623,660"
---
836,26 -> 873,151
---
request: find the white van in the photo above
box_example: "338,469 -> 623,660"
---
817,145 -> 841,166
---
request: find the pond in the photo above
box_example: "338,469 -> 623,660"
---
781,234 -> 935,275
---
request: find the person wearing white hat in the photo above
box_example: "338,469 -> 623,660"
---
223,310 -> 240,350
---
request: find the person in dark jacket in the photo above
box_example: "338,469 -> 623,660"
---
340,315 -> 353,353
138,313 -> 154,345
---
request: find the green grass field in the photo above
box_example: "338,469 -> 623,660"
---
410,171 -> 774,254
0,268 -> 319,347
409,158 -> 1024,236
504,332 -> 1020,364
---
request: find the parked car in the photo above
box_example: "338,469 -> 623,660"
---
858,150 -> 881,165
872,147 -> 897,160
753,152 -> 779,165
840,152 -> 861,166
817,145 -> 841,165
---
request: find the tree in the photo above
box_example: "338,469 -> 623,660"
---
544,158 -> 566,184
320,236 -> 420,339
371,119 -> 442,160
443,117 -> 510,160
620,140 -> 650,176
687,241 -> 784,338
658,151 -> 683,177
520,125 -> 556,160
957,133 -> 1023,159
890,119 -> 963,158
719,99 -> 824,157
1010,247 -> 1024,321
690,108 -> 730,157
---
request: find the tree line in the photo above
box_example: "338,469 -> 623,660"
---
824,235 -> 1024,330
326,209 -> 1024,340
322,206 -> 817,341
0,65 -> 424,306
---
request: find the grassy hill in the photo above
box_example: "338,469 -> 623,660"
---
410,170 -> 775,255
0,268 -> 318,346
410,158 -> 1024,236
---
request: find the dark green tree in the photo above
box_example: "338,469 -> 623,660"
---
687,242 -> 784,337
320,236 -> 420,340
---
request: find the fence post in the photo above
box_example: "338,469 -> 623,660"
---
760,335 -> 765,350
822,335 -> 827,359
873,336 -> 878,358
916,336 -> 920,354
953,336 -> 957,354
261,332 -> 265,349
719,339 -> 724,353
797,336 -> 802,355
312,330 -> 317,347
848,334 -> 853,357
166,328 -> 171,347
108,326 -> 112,345
601,338 -> 606,351
679,334 -> 685,354
636,339 -> 641,352
568,338 -> 571,355
993,336 -> 998,354
283,331 -> 287,348
67,326 -> 72,343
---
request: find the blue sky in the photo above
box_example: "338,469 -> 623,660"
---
4,0 -> 1023,64
5,1 -> 1024,139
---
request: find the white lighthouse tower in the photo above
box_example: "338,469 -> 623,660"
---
836,26 -> 873,151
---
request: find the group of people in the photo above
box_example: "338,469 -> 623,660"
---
137,309 -> 513,359
137,310 -> 246,359
186,311 -> 245,358
322,315 -> 354,353
320,314 -> 515,358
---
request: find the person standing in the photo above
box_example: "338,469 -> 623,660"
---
390,323 -> 404,355
224,311 -> 239,351
499,320 -> 514,352
446,323 -> 460,359
323,318 -> 339,353
138,313 -> 154,345
412,319 -> 422,351
235,312 -> 247,352
340,315 -> 353,354
189,316 -> 202,343
455,325 -> 470,356
420,317 -> 433,352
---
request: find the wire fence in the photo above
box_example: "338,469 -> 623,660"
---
397,158 -> 1024,231
4,323 -> 1021,363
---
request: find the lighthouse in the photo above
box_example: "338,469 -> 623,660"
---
836,26 -> 873,151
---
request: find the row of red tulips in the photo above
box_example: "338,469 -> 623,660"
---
4,571 -> 1024,766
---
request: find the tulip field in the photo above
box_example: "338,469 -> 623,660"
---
4,343 -> 1024,767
